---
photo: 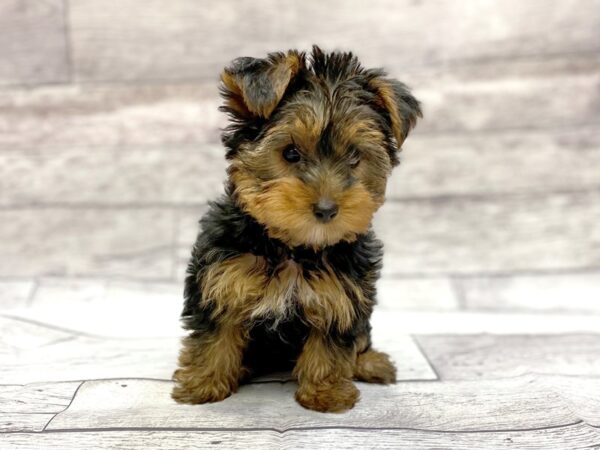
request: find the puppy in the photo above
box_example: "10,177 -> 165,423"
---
172,46 -> 421,412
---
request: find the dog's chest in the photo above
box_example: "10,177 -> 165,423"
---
249,258 -> 302,320
250,255 -> 361,332
202,252 -> 363,331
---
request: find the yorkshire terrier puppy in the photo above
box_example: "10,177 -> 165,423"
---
172,46 -> 421,412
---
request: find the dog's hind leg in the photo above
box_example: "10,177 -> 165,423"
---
353,333 -> 397,384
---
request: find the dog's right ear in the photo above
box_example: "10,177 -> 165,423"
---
220,51 -> 304,119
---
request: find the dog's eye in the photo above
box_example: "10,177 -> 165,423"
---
349,149 -> 361,169
282,145 -> 301,163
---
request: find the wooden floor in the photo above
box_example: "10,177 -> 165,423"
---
2,1 -> 600,448
1,282 -> 600,449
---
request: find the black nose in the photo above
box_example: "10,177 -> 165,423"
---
313,199 -> 338,223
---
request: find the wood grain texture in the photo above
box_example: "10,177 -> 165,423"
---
388,126 -> 600,200
0,377 -> 79,433
47,376 -> 599,431
0,413 -> 56,433
2,424 -> 599,450
410,52 -> 600,134
69,0 -> 600,82
2,54 -> 599,153
371,310 -> 600,335
415,334 -> 600,380
0,208 -> 174,278
9,278 -> 184,338
457,272 -> 600,313
176,191 -> 600,280
0,316 -> 73,352
0,146 -> 227,207
4,126 -> 600,207
0,334 -> 179,384
0,0 -> 69,86
0,381 -> 80,413
374,191 -> 600,276
0,280 -> 34,309
0,313 -> 435,383
376,277 -> 459,311
0,84 -> 223,151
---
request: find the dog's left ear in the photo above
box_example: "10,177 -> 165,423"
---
368,77 -> 422,149
220,51 -> 304,119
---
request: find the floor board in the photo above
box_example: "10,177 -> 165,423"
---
45,376 -> 599,432
2,423 -> 599,450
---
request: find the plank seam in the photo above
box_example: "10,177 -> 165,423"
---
42,381 -> 84,432
26,419 -> 596,435
1,186 -> 600,210
61,0 -> 73,84
408,336 -> 440,381
4,44 -> 600,89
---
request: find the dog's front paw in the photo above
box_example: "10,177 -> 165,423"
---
171,369 -> 236,404
295,379 -> 359,413
354,349 -> 397,384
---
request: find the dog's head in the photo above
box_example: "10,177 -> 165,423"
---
220,46 -> 421,249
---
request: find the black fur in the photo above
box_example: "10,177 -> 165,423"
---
220,45 -> 421,165
181,183 -> 382,374
180,46 -> 420,379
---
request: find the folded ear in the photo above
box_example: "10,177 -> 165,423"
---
220,51 -> 304,119
368,76 -> 422,149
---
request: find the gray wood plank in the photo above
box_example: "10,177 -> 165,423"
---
4,126 -> 600,208
410,52 -> 600,134
0,312 -> 434,383
457,272 -> 600,313
374,191 -> 600,276
546,376 -> 600,425
0,334 -> 179,384
9,278 -> 183,338
415,334 -> 600,380
0,83 -> 223,151
69,0 -> 600,82
0,381 -> 80,413
376,277 -> 459,311
172,191 -> 600,279
0,146 -> 226,207
388,126 -> 600,200
0,0 -> 69,86
0,377 -> 79,433
177,192 -> 600,281
376,310 -> 600,335
0,280 -> 34,309
47,376 -> 600,431
0,316 -> 73,352
2,424 -> 599,450
2,54 -> 599,153
0,208 -> 174,278
177,192 -> 600,278
0,413 -> 56,433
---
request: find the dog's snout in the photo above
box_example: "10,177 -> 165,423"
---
313,198 -> 338,223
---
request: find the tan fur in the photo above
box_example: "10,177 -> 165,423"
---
354,349 -> 397,384
171,325 -> 248,404
174,48 -> 420,413
231,167 -> 378,249
200,253 -> 367,334
201,254 -> 300,324
297,263 -> 369,333
368,77 -> 406,146
221,51 -> 303,119
293,331 -> 359,412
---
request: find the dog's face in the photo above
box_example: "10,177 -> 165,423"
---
220,47 -> 421,249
